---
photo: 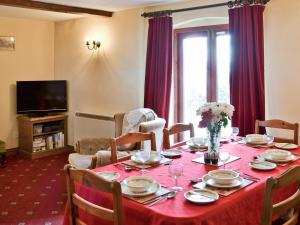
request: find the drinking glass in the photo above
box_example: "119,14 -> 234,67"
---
232,127 -> 239,141
168,163 -> 184,191
136,150 -> 151,174
219,151 -> 230,169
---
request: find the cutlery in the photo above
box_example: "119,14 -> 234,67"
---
114,163 -> 138,172
143,191 -> 173,205
189,190 -> 217,200
242,173 -> 260,181
190,178 -> 202,184
146,191 -> 177,206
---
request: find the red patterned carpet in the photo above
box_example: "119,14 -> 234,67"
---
0,153 -> 69,225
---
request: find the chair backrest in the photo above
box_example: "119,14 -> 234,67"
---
255,119 -> 299,144
64,164 -> 124,225
110,132 -> 156,163
261,165 -> 300,225
163,123 -> 195,149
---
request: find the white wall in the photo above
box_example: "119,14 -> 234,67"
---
0,16 -> 54,149
54,9 -> 146,144
264,0 -> 300,138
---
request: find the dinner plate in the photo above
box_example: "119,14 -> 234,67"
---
96,171 -> 120,181
184,189 -> 219,204
131,152 -> 162,165
275,143 -> 298,150
121,180 -> 160,197
202,174 -> 243,189
262,152 -> 295,163
161,149 -> 182,158
249,161 -> 277,170
263,154 -> 295,163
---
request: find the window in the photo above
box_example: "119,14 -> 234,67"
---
173,25 -> 230,136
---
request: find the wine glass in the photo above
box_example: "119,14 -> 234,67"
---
219,151 -> 230,169
136,150 -> 151,174
232,127 -> 239,142
168,163 -> 184,191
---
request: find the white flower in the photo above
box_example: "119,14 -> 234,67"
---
196,102 -> 235,121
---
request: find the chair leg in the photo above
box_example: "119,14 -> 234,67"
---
90,155 -> 97,169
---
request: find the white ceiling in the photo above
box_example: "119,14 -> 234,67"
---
0,0 -> 190,22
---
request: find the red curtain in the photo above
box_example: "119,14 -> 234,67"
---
229,5 -> 265,136
144,16 -> 173,126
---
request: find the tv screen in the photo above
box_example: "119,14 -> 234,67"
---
16,80 -> 67,114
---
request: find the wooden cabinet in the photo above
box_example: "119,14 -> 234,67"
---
18,114 -> 72,159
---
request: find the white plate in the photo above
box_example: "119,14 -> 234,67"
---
121,181 -> 160,197
275,143 -> 298,150
202,174 -> 243,189
262,153 -> 295,163
131,152 -> 162,165
249,161 -> 277,170
96,171 -> 120,181
220,138 -> 231,143
184,189 -> 219,204
161,149 -> 182,158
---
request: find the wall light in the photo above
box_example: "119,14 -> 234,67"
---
86,37 -> 101,50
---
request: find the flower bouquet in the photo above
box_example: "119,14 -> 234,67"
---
196,102 -> 234,164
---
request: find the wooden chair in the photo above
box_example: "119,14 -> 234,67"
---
255,119 -> 299,145
110,132 -> 156,163
261,165 -> 300,225
163,123 -> 195,149
64,164 -> 124,225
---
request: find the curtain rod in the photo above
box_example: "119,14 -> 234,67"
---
141,0 -> 270,18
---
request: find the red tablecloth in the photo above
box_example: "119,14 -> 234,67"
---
63,143 -> 300,225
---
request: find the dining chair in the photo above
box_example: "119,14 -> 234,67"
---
110,132 -> 156,163
69,110 -> 165,169
255,119 -> 299,144
64,164 -> 124,225
261,165 -> 300,225
163,123 -> 195,149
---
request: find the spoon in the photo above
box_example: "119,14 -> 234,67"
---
147,191 -> 177,206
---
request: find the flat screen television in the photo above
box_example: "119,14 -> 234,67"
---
16,80 -> 67,115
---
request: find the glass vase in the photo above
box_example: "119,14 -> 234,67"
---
207,129 -> 221,165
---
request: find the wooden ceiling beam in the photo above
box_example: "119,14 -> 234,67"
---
0,0 -> 113,17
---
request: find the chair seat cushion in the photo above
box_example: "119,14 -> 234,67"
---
68,153 -> 94,169
96,150 -> 131,167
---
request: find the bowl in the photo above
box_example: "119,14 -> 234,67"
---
245,134 -> 272,145
265,149 -> 291,160
208,169 -> 239,185
123,176 -> 154,193
190,137 -> 207,146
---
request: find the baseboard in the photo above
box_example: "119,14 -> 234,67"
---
6,145 -> 74,157
6,148 -> 19,157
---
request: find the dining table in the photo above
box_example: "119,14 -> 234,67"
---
63,141 -> 300,225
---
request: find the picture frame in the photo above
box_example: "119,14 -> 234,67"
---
0,36 -> 15,51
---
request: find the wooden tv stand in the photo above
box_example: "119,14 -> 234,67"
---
18,114 -> 72,159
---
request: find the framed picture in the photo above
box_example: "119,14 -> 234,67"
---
0,36 -> 15,51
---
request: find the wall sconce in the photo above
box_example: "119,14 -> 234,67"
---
86,37 -> 101,50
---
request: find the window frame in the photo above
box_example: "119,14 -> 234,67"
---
173,24 -> 229,123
